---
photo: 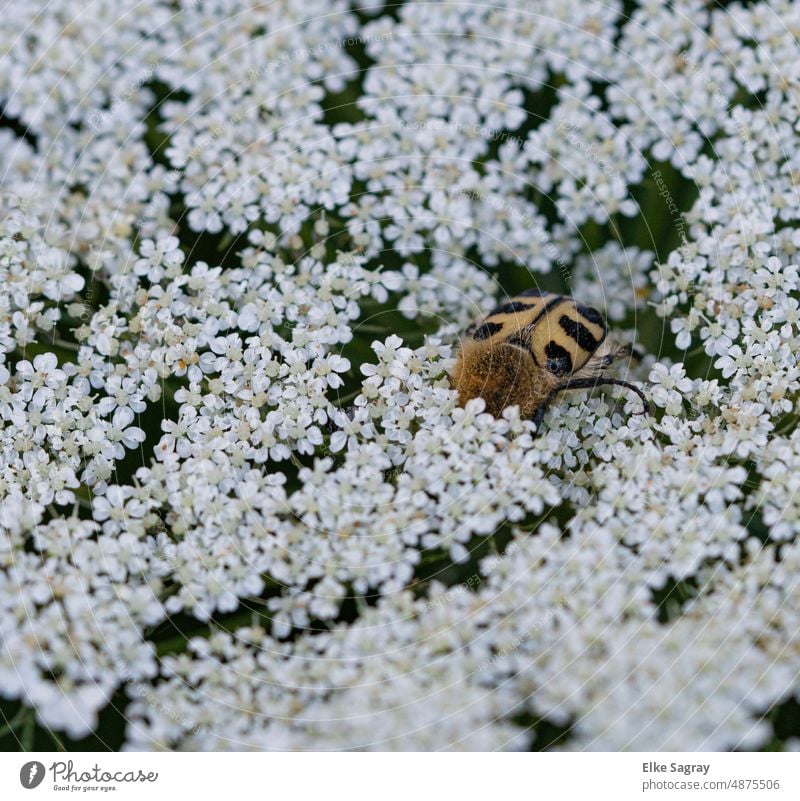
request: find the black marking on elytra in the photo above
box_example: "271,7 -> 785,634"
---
576,304 -> 605,327
559,315 -> 599,352
489,300 -> 534,316
473,321 -> 504,340
518,288 -> 550,298
531,295 -> 567,328
544,342 -> 573,376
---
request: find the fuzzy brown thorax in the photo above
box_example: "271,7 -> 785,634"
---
452,340 -> 557,418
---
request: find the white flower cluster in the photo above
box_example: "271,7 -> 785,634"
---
1,0 -> 799,750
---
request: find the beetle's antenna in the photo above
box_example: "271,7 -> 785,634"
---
614,342 -> 646,362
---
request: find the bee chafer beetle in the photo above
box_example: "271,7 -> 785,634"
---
452,289 -> 649,426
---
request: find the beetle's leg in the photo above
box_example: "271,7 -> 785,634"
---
552,377 -> 650,416
531,402 -> 549,429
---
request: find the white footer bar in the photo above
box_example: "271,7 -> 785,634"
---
1,752 -> 797,800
